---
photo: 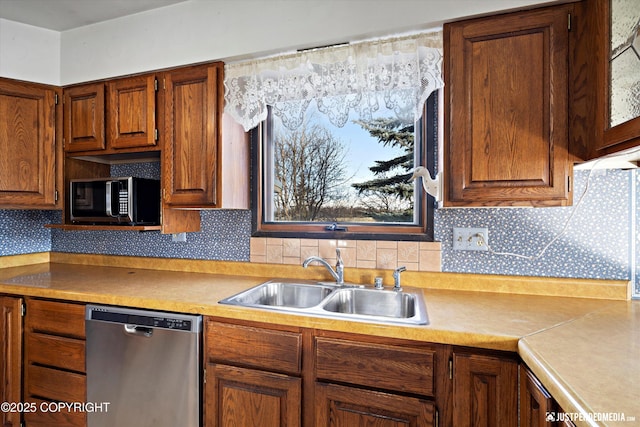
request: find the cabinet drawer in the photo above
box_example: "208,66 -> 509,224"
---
26,299 -> 85,339
315,337 -> 435,396
24,398 -> 86,427
206,320 -> 302,375
27,333 -> 85,373
26,365 -> 86,402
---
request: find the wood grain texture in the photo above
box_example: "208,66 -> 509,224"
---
25,298 -> 86,339
444,5 -> 572,206
63,83 -> 106,152
315,382 -> 434,427
162,63 -> 223,207
0,78 -> 59,208
453,352 -> 518,427
205,363 -> 301,427
107,74 -> 157,149
520,365 -> 555,427
0,297 -> 22,427
315,336 -> 435,396
206,320 -> 302,375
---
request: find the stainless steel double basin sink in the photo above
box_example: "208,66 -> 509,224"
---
219,280 -> 429,325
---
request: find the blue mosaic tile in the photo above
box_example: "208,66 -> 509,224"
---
434,169 -> 633,281
51,210 -> 251,261
1,162 -> 638,298
0,210 -> 57,256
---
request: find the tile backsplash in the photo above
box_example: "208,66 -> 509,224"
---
250,238 -> 441,271
1,168 -> 638,296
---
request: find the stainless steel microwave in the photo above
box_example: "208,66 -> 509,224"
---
70,177 -> 160,225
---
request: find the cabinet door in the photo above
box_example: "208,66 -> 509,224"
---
162,63 -> 223,207
444,5 -> 572,206
453,352 -> 518,427
0,297 -> 22,427
521,366 -> 556,427
0,79 -> 59,208
63,83 -> 105,152
315,382 -> 434,427
107,74 -> 158,149
23,299 -> 86,427
205,363 -> 301,427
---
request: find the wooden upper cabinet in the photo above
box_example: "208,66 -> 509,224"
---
0,78 -> 60,208
107,74 -> 158,149
63,82 -> 106,152
571,0 -> 640,159
162,62 -> 223,207
444,5 -> 572,206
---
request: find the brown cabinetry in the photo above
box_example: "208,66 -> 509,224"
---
0,78 -> 61,209
204,319 -> 303,427
521,364 -> 579,427
64,73 -> 158,154
521,365 -> 555,427
56,61 -> 245,234
444,5 -> 572,206
452,351 -> 518,427
315,382 -> 434,427
162,63 -> 224,208
23,298 -> 86,427
63,83 -> 105,152
107,74 -> 158,150
314,334 -> 441,427
0,296 -> 23,427
571,0 -> 640,159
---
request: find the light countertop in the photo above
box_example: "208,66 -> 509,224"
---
0,255 -> 636,427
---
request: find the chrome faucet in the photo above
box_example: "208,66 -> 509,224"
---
392,266 -> 406,291
302,248 -> 344,285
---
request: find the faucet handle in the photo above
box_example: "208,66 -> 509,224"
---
392,266 -> 406,291
335,248 -> 343,264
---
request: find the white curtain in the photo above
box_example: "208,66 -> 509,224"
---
224,31 -> 444,132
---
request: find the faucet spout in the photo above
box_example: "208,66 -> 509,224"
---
302,248 -> 344,285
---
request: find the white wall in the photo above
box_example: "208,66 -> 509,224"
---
0,18 -> 60,85
59,0 -> 560,85
0,0 -> 561,85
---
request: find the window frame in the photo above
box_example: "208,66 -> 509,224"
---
250,91 -> 438,241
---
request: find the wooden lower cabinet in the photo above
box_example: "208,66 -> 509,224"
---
452,351 -> 518,427
521,364 -> 578,427
315,382 -> 434,427
521,365 -> 555,427
0,296 -> 23,427
23,298 -> 86,427
203,318 -> 580,427
205,363 -> 301,427
204,319 -> 304,427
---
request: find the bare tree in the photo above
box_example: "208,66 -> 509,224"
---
273,123 -> 347,221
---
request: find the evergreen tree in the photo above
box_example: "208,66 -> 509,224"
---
352,118 -> 415,211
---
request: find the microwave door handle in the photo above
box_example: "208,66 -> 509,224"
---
106,181 -> 116,217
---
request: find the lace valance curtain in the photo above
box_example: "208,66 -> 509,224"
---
224,31 -> 444,131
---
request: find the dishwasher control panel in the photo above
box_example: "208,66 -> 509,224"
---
86,305 -> 201,332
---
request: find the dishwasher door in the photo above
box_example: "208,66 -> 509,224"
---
85,305 -> 202,427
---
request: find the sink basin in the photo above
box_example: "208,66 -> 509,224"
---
219,281 -> 337,309
321,288 -> 422,320
220,280 -> 429,326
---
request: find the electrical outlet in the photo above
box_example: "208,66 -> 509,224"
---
453,227 -> 489,251
172,232 -> 187,243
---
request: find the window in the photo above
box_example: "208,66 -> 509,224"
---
224,31 -> 444,240
251,91 -> 438,240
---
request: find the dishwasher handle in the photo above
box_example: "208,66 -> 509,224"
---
124,324 -> 153,338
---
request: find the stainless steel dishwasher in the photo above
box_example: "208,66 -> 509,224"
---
85,305 -> 202,427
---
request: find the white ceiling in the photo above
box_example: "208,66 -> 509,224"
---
0,0 -> 188,31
